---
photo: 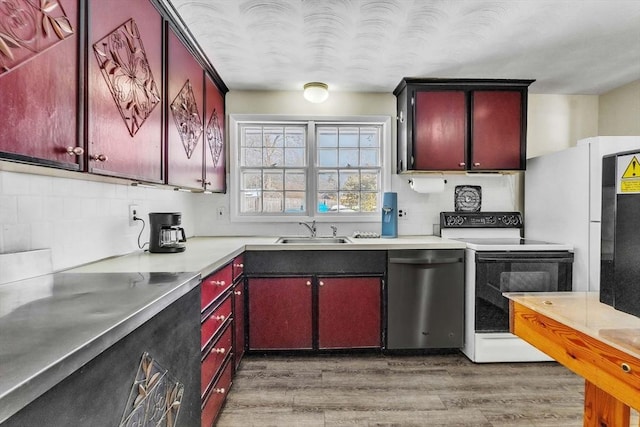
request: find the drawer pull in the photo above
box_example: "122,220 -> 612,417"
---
234,263 -> 244,268
621,363 -> 632,373
212,315 -> 226,321
234,290 -> 242,295
319,281 -> 324,286
213,347 -> 226,354
306,281 -> 311,286
211,280 -> 226,286
214,388 -> 225,394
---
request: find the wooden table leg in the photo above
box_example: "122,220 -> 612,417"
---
584,380 -> 630,427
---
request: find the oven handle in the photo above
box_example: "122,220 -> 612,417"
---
476,256 -> 574,263
389,257 -> 463,265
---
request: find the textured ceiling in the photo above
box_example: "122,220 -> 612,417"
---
164,0 -> 640,94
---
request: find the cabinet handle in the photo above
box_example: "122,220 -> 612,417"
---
213,347 -> 226,354
212,315 -> 226,321
211,280 -> 225,286
473,162 -> 481,167
66,146 -> 84,156
233,263 -> 244,268
319,281 -> 325,286
234,290 -> 242,295
197,179 -> 212,185
458,162 -> 466,167
621,363 -> 632,373
306,281 -> 311,286
90,154 -> 108,162
214,388 -> 225,394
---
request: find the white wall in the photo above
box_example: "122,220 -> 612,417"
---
599,80 -> 640,136
0,166 -> 198,271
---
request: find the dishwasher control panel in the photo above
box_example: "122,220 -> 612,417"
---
440,212 -> 523,228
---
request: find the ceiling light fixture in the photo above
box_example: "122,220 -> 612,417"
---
303,82 -> 329,103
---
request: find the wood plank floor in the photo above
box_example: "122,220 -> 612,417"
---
216,352 -> 632,426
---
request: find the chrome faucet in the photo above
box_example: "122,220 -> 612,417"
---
299,220 -> 317,237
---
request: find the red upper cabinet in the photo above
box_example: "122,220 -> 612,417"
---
395,78 -> 533,172
471,90 -> 523,171
87,0 -> 164,182
203,73 -> 226,193
166,27 -> 205,190
0,0 -> 80,169
414,91 -> 466,171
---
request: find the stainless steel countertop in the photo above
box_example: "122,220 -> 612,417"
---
0,234 -> 464,422
0,271 -> 200,424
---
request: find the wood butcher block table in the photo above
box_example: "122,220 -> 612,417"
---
505,292 -> 640,427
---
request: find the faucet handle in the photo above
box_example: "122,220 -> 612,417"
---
330,225 -> 337,237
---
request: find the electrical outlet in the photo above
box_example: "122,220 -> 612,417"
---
129,205 -> 139,226
398,209 -> 408,220
216,206 -> 225,219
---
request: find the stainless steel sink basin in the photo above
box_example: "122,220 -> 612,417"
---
276,236 -> 352,244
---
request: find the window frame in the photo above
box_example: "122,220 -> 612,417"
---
229,114 -> 392,223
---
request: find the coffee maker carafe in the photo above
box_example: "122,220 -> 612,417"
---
149,212 -> 186,253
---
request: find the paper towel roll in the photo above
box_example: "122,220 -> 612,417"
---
409,176 -> 445,193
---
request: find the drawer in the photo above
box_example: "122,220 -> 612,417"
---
201,325 -> 233,397
201,263 -> 233,311
201,357 -> 233,427
201,295 -> 232,351
232,255 -> 244,282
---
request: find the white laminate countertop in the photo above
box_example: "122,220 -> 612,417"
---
69,235 -> 466,277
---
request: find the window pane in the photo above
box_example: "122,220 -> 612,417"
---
339,148 -> 359,167
242,126 -> 262,148
285,191 -> 305,213
285,147 -> 305,166
318,127 -> 338,147
242,148 -> 262,167
264,170 -> 283,190
263,192 -> 283,213
360,148 -> 379,166
360,127 -> 379,147
263,127 -> 284,147
361,170 -> 379,191
317,192 -> 336,213
338,192 -> 359,211
339,170 -> 360,190
339,127 -> 359,147
318,171 -> 338,191
241,170 -> 262,190
285,127 -> 305,147
285,170 -> 306,191
241,191 -> 261,213
264,147 -> 284,167
361,192 -> 378,212
318,148 -> 338,167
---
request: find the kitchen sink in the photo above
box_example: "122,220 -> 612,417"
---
276,236 -> 352,244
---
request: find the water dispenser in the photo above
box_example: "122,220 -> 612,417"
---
381,192 -> 398,238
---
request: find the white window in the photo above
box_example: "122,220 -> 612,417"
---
230,115 -> 391,222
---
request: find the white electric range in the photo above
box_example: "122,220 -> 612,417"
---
440,211 -> 574,363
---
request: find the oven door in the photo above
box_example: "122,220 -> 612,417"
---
474,251 -> 573,332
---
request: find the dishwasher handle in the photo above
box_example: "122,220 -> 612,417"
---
388,257 -> 463,265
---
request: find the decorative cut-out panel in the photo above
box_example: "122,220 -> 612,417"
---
0,0 -> 73,76
93,19 -> 161,137
120,352 -> 184,427
205,108 -> 223,167
170,80 -> 203,159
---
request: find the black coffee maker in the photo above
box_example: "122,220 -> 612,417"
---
148,212 -> 186,253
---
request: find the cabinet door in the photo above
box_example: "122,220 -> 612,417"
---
233,281 -> 245,369
166,27 -> 205,189
471,90 -> 523,170
413,90 -> 466,170
248,277 -> 312,350
87,0 -> 163,181
0,0 -> 80,169
318,277 -> 381,349
203,73 -> 226,192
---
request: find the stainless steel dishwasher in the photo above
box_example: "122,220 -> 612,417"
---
387,249 -> 464,349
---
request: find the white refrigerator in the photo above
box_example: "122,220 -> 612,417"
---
524,136 -> 640,292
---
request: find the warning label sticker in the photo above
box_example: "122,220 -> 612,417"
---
620,155 -> 640,193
